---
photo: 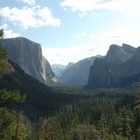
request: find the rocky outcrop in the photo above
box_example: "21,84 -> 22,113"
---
2,37 -> 56,85
58,56 -> 102,86
105,44 -> 136,63
87,44 -> 139,88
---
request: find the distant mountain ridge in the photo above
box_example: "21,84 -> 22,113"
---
2,37 -> 56,85
87,44 -> 140,88
52,64 -> 67,78
52,62 -> 74,78
58,56 -> 103,86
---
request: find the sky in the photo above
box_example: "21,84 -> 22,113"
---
1,0 -> 140,65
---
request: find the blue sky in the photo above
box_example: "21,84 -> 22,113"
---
1,0 -> 140,65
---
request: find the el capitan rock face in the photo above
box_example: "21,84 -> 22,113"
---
2,37 -> 56,85
87,44 -> 140,88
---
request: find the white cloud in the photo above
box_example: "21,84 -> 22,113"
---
16,0 -> 36,5
60,0 -> 140,16
0,6 -> 61,29
75,32 -> 88,38
42,26 -> 140,65
0,24 -> 20,38
42,44 -> 97,65
96,27 -> 140,47
60,0 -> 122,13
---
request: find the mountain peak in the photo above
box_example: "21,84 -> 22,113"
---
109,44 -> 121,49
105,44 -> 136,63
4,37 -> 41,48
122,43 -> 136,54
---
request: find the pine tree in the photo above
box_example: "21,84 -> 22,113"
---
0,29 -> 8,75
71,124 -> 101,140
0,89 -> 28,140
39,117 -> 63,140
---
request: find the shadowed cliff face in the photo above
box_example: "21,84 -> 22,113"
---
2,37 -> 56,85
87,44 -> 140,89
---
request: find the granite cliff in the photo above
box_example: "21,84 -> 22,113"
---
2,37 -> 56,85
87,44 -> 139,88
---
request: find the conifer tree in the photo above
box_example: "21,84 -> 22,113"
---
0,29 -> 7,75
39,117 -> 63,140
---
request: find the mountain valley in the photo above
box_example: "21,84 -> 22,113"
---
0,34 -> 140,140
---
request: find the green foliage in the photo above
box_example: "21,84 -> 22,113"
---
0,89 -> 28,140
43,87 -> 139,140
0,29 -> 4,38
0,29 -> 8,75
0,89 -> 26,105
0,107 -> 15,139
71,124 -> 101,140
0,111 -> 28,140
0,43 -> 7,75
6,113 -> 28,140
38,117 -> 63,140
0,108 -> 29,140
1,86 -> 140,140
